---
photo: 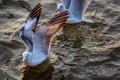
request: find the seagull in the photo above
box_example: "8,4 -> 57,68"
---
20,3 -> 69,66
56,0 -> 93,23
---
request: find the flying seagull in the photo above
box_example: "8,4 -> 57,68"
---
56,0 -> 93,23
20,3 -> 69,66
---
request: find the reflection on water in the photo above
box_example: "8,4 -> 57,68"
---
20,58 -> 54,80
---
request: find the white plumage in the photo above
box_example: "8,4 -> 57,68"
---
57,0 -> 93,23
20,3 -> 69,66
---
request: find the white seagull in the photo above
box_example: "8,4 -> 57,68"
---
20,3 -> 69,66
56,0 -> 93,23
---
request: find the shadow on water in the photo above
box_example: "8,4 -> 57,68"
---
19,58 -> 54,80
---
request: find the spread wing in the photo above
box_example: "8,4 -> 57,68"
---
33,11 -> 69,53
62,0 -> 71,9
22,3 -> 42,31
20,3 -> 42,52
69,0 -> 92,18
37,11 -> 69,37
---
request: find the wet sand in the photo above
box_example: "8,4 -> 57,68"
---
0,0 -> 120,80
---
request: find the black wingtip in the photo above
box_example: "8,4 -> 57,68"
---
26,3 -> 42,20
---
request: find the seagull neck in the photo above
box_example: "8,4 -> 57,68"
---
26,45 -> 32,52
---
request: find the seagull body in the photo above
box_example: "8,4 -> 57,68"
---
57,0 -> 93,23
20,3 -> 68,66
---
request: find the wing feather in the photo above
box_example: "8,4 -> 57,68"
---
37,11 -> 69,37
62,0 -> 71,9
23,3 -> 42,31
33,11 -> 69,52
20,3 -> 42,52
69,0 -> 91,18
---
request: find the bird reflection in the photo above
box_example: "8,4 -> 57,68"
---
20,58 -> 54,80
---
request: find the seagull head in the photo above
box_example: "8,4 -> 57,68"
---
22,52 -> 30,62
56,3 -> 65,13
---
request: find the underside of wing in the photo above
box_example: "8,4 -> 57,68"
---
69,0 -> 91,18
23,3 -> 42,31
62,0 -> 71,9
20,3 -> 42,51
20,27 -> 33,52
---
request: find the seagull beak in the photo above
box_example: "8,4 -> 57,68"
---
22,58 -> 26,62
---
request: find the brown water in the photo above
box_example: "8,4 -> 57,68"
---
0,0 -> 120,80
